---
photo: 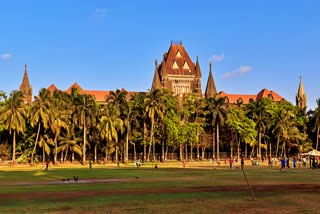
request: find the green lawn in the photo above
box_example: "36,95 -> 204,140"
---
0,162 -> 320,213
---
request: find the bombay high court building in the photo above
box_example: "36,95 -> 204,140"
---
19,41 -> 307,108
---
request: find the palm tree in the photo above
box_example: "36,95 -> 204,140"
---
98,103 -> 123,163
309,99 -> 320,150
57,127 -> 82,162
144,89 -> 165,161
247,99 -> 270,159
72,94 -> 96,163
0,91 -> 26,163
272,108 -> 292,157
30,88 -> 51,164
49,93 -> 71,163
122,100 -> 138,164
206,95 -> 228,160
38,134 -> 54,163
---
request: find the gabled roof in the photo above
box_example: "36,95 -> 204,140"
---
66,82 -> 83,93
47,83 -> 147,102
163,44 -> 195,75
219,88 -> 284,104
47,84 -> 58,92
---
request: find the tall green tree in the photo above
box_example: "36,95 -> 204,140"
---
144,89 -> 165,161
0,91 -> 26,163
73,94 -> 96,163
206,95 -> 228,159
309,99 -> 320,150
98,103 -> 123,162
30,88 -> 51,164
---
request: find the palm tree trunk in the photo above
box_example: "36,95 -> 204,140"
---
31,123 -> 41,164
269,142 -> 272,157
212,128 -> 215,159
143,122 -> 147,162
165,144 -> 168,161
115,146 -> 119,167
130,142 -> 136,161
72,152 -> 74,163
105,143 -> 108,162
276,137 -> 280,158
258,131 -> 262,160
245,143 -> 247,158
237,137 -> 240,160
190,145 -> 193,161
147,143 -> 152,162
42,146 -> 45,163
161,140 -> 165,162
316,127 -> 319,150
12,130 -> 16,164
179,144 -> 183,161
201,146 -> 205,160
125,132 -> 129,164
64,148 -> 68,162
216,124 -> 220,159
82,120 -> 87,163
196,144 -> 200,161
94,144 -> 97,163
185,143 -> 188,160
54,134 -> 58,164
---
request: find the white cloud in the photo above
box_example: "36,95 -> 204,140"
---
208,53 -> 224,63
94,8 -> 110,20
0,53 -> 12,60
223,66 -> 252,79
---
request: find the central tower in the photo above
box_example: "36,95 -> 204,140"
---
151,41 -> 202,96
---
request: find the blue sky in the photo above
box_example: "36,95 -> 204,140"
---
0,1 -> 319,110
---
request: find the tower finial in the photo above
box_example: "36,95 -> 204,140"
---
209,62 -> 212,72
24,64 -> 27,71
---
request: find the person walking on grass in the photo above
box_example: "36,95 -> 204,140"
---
241,156 -> 244,171
229,157 -> 233,170
293,157 -> 297,168
280,157 -> 286,172
45,159 -> 50,171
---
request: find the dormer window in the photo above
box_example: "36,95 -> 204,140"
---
172,61 -> 179,69
183,61 -> 189,70
176,50 -> 182,57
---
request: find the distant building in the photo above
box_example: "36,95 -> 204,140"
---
19,64 -> 32,105
151,40 -> 202,96
20,41 -> 288,105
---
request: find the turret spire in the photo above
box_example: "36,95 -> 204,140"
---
19,64 -> 32,104
205,62 -> 217,98
296,76 -> 307,110
151,60 -> 161,91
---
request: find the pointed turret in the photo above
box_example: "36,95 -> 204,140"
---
19,64 -> 32,104
296,76 -> 307,110
205,62 -> 217,98
194,56 -> 202,78
151,60 -> 161,91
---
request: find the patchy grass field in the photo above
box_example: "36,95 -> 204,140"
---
0,161 -> 320,213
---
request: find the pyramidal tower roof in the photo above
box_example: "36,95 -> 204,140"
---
151,60 -> 161,91
296,76 -> 307,109
19,64 -> 32,104
205,62 -> 217,98
297,76 -> 305,97
20,64 -> 31,89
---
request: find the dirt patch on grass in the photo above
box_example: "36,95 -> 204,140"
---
0,182 -> 319,200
